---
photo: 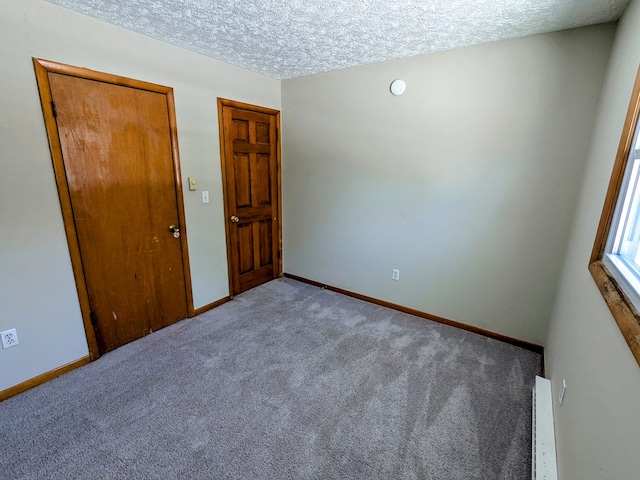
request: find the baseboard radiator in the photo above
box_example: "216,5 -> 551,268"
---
532,376 -> 558,480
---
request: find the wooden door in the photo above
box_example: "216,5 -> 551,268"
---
218,99 -> 282,295
34,59 -> 193,357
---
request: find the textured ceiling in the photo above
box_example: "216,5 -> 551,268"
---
46,0 -> 629,79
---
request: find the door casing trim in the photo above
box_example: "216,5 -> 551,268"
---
217,98 -> 283,296
33,58 -> 195,360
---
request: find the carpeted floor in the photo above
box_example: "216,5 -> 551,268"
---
1,278 -> 541,479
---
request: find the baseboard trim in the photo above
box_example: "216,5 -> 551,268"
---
0,355 -> 91,402
1,297 -> 232,402
194,296 -> 231,316
284,273 -> 544,356
0,281 -> 543,402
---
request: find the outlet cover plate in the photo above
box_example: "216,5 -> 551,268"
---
1,328 -> 19,349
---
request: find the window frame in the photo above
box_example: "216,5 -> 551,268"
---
590,64 -> 640,367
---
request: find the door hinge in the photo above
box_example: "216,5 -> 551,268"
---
51,101 -> 57,118
276,128 -> 279,141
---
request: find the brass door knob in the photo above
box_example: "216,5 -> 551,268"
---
230,215 -> 240,223
169,225 -> 180,238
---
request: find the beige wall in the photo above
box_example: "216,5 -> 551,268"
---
545,0 -> 640,478
281,25 -> 615,344
0,0 -> 280,392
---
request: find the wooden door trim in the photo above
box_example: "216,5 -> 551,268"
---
33,58 -> 195,360
217,98 -> 283,296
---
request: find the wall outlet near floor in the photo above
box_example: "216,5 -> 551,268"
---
559,378 -> 567,406
1,328 -> 19,349
392,269 -> 400,281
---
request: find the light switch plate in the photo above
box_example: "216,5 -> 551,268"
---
188,176 -> 197,191
202,190 -> 210,204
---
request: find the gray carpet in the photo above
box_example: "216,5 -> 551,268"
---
1,278 -> 541,479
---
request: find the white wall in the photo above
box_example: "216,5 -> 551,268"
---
545,0 -> 640,478
282,25 -> 615,344
0,0 -> 280,392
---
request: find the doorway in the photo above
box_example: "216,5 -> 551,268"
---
34,59 -> 194,358
217,98 -> 282,295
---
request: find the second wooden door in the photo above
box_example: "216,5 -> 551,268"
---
218,99 -> 282,295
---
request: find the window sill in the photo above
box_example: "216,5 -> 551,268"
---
589,260 -> 640,366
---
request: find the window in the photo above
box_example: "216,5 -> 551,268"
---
590,65 -> 640,367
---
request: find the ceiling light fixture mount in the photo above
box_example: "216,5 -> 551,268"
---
390,79 -> 406,96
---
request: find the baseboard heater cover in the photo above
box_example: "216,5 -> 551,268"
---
532,375 -> 558,480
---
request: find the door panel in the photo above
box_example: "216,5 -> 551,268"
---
46,71 -> 188,354
234,154 -> 252,208
259,220 -> 273,267
219,99 -> 281,295
255,155 -> 272,205
237,223 -> 255,275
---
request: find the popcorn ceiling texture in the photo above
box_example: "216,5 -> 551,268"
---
46,0 -> 628,79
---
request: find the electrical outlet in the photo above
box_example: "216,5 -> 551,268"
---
559,379 -> 567,406
392,269 -> 400,281
1,328 -> 19,349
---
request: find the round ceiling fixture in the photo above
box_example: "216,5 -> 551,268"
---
390,79 -> 406,96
